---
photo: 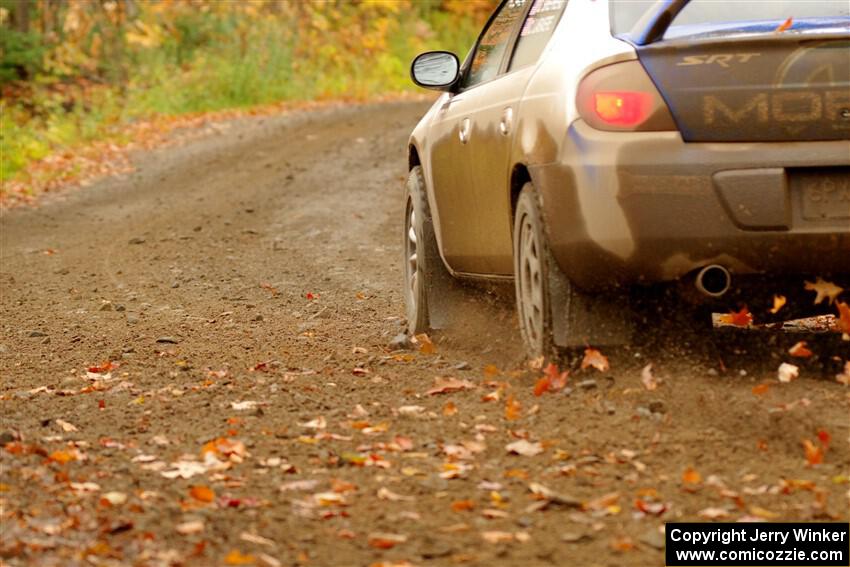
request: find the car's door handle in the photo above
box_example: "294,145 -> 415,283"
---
459,118 -> 471,144
500,107 -> 513,136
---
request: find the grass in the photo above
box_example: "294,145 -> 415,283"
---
0,7 -> 485,192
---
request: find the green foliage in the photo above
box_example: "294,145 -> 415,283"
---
1,0 -> 497,184
0,29 -> 45,82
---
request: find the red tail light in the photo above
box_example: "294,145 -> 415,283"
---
594,91 -> 652,126
577,61 -> 677,132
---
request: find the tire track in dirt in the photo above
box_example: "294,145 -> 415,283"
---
1,101 -> 847,567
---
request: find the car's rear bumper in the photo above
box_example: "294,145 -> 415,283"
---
531,120 -> 850,290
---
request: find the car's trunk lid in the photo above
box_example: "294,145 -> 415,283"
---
635,31 -> 850,142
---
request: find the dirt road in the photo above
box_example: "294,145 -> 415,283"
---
1,101 -> 847,567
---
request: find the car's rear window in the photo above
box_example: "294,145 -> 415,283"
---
610,0 -> 850,39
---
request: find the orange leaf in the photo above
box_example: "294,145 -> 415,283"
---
836,302 -> 850,333
775,16 -> 793,32
751,383 -> 770,396
87,361 -> 117,373
788,341 -> 813,358
451,499 -> 475,512
483,364 -> 501,377
769,294 -> 786,314
802,439 -> 823,466
817,429 -> 831,448
189,485 -> 215,503
368,533 -> 407,549
581,348 -> 610,372
48,450 -> 76,464
535,363 -> 568,396
610,536 -> 636,552
718,306 -> 753,327
805,278 -> 844,305
414,333 -> 436,354
504,394 -> 521,421
224,549 -> 256,565
533,376 -> 551,397
682,467 -> 702,486
330,478 -> 357,493
442,401 -> 458,416
503,468 -> 528,479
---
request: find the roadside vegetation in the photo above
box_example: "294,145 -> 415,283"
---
0,0 -> 494,202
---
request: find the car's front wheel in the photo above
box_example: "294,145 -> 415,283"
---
403,165 -> 460,334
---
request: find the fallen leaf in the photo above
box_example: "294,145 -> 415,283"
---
451,499 -> 475,512
231,400 -> 259,411
805,278 -> 844,305
635,499 -> 667,516
778,362 -> 799,383
836,302 -> 850,333
718,306 -> 753,327
640,364 -> 658,391
775,16 -> 793,31
751,383 -> 770,396
413,333 -> 435,354
506,439 -> 543,457
534,363 -> 569,396
224,549 -> 256,565
442,401 -> 458,416
749,505 -> 780,520
698,507 -> 730,519
504,394 -> 521,421
481,531 -> 515,544
239,532 -> 275,547
87,361 -> 118,374
788,341 -> 813,358
682,467 -> 702,487
581,348 -> 609,372
528,483 -> 581,507
314,492 -> 347,506
533,377 -> 550,397
55,419 -> 78,432
101,491 -> 127,506
299,416 -> 327,429
610,536 -> 636,552
176,520 -> 205,535
368,533 -> 407,549
426,377 -> 475,395
189,485 -> 215,503
259,282 -> 279,296
769,294 -> 786,314
583,492 -> 620,511
803,439 -> 824,466
280,480 -> 319,492
483,364 -> 501,377
836,361 -> 850,385
48,450 -> 77,464
377,487 -> 412,502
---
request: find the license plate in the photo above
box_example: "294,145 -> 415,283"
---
795,168 -> 850,220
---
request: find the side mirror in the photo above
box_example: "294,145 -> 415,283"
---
411,51 -> 460,91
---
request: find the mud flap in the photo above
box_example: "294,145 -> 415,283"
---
548,255 -> 634,347
425,265 -> 467,330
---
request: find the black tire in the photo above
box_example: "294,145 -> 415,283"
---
514,183 -> 633,359
402,166 -> 461,334
513,184 -> 562,359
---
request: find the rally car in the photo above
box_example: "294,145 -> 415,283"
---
403,0 -> 850,358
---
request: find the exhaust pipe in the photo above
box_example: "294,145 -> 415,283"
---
695,264 -> 731,298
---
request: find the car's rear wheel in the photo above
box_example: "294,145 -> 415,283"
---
514,183 -> 633,360
403,165 -> 460,334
